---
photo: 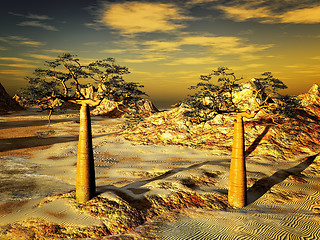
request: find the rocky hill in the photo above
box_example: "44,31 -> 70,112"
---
0,83 -> 24,115
121,83 -> 320,162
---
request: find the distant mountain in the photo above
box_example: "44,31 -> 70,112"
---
0,82 -> 24,115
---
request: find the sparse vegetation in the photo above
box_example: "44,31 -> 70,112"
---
183,67 -> 297,207
19,53 -> 147,122
18,53 -> 147,203
183,67 -> 292,124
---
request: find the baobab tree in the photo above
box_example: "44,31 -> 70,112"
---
19,53 -> 146,203
184,67 -> 289,207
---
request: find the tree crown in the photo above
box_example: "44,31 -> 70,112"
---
19,53 -> 146,109
183,67 -> 294,124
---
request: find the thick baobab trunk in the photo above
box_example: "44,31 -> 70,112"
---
228,114 -> 247,208
76,103 -> 96,203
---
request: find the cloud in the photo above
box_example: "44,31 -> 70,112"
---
120,34 -> 272,66
122,56 -> 166,63
18,21 -> 59,31
187,0 -> 218,4
232,63 -> 265,71
143,41 -> 182,52
217,5 -> 272,22
21,41 -> 45,47
0,36 -> 45,47
83,41 -> 102,46
84,22 -> 104,30
9,12 -> 53,20
181,35 -> 241,49
217,3 -> 320,24
280,5 -> 320,23
10,11 -> 58,31
296,69 -> 320,75
285,65 -> 300,68
116,34 -> 272,65
146,35 -> 272,57
0,63 -> 36,68
185,35 -> 273,60
27,54 -> 56,60
101,49 -> 127,54
0,57 -> 29,62
101,2 -> 190,34
165,56 -> 220,65
0,69 -> 26,76
0,36 -> 27,41
26,14 -> 53,21
44,49 -> 68,53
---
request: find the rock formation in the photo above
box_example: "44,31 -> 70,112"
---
91,98 -> 158,117
0,83 -> 24,115
122,83 -> 320,161
298,84 -> 320,116
80,85 -> 96,100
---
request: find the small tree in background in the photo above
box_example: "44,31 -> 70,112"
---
184,67 -> 291,207
19,53 -> 146,203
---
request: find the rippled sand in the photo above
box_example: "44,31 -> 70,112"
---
159,165 -> 320,240
0,110 -> 320,239
159,154 -> 320,239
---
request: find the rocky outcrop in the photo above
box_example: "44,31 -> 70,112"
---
91,99 -> 119,116
92,99 -> 158,117
80,85 -> 96,100
0,189 -> 229,239
298,84 -> 320,117
122,83 -> 320,161
13,84 -> 158,117
0,83 -> 24,115
135,99 -> 159,114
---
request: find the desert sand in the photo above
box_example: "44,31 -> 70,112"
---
0,109 -> 320,239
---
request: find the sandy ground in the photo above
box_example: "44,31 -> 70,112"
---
0,109 -> 320,239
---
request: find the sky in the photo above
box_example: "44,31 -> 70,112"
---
0,0 -> 320,108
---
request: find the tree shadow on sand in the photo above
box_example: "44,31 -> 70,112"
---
96,159 -> 230,210
247,153 -> 319,205
0,134 -> 110,152
0,116 -> 107,130
0,118 -> 77,130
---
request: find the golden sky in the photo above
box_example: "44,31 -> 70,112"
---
0,0 -> 319,107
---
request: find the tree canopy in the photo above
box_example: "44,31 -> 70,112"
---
19,53 -> 146,111
183,67 -> 293,124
